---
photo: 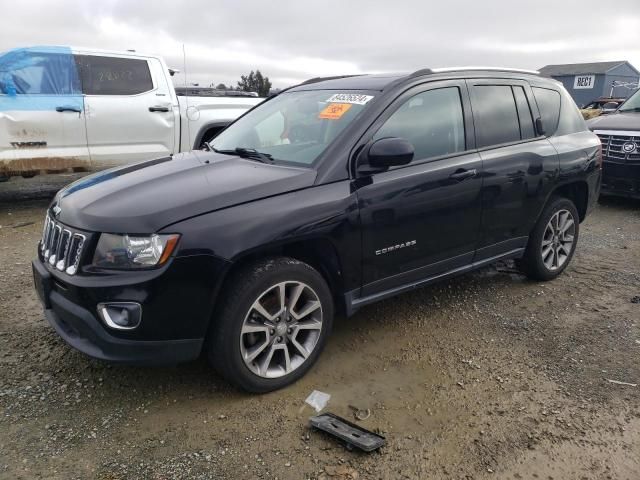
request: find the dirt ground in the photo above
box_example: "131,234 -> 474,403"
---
0,177 -> 639,480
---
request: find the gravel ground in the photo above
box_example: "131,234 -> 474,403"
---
0,180 -> 639,480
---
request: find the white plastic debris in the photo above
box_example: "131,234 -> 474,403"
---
606,379 -> 638,387
305,390 -> 331,412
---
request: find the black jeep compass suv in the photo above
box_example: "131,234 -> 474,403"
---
33,68 -> 602,392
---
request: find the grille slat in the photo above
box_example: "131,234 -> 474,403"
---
40,215 -> 86,275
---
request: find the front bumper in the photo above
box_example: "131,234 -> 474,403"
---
601,161 -> 640,199
32,253 -> 229,366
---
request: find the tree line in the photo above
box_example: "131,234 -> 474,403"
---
212,70 -> 272,97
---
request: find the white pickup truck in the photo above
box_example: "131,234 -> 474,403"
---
0,46 -> 263,180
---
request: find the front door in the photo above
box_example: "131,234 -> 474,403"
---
356,80 -> 483,296
76,54 -> 176,168
0,47 -> 90,176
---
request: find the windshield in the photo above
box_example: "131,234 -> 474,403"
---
619,89 -> 640,112
210,90 -> 375,166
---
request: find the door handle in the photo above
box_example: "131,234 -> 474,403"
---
56,106 -> 82,113
449,168 -> 477,181
149,106 -> 170,112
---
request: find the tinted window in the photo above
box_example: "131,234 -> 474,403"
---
75,55 -> 153,95
0,52 -> 80,95
472,85 -> 521,147
374,87 -> 465,161
532,87 -> 561,136
556,89 -> 588,135
512,86 -> 535,140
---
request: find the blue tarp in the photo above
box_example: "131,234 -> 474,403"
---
0,46 -> 83,111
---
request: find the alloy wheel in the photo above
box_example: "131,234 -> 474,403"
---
240,281 -> 323,378
541,209 -> 575,271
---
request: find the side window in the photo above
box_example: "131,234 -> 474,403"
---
75,55 -> 153,95
512,86 -> 535,140
0,52 -> 80,95
373,87 -> 465,161
471,85 -> 520,147
532,87 -> 561,136
556,89 -> 588,135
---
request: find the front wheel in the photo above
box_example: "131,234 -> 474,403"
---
208,257 -> 334,392
518,196 -> 579,281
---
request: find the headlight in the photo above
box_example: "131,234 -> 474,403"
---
93,233 -> 180,269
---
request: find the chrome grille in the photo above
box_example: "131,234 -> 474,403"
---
40,215 -> 86,275
595,131 -> 640,163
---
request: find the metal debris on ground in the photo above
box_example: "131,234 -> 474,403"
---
305,390 -> 331,412
10,221 -> 34,228
348,404 -> 371,421
309,413 -> 385,452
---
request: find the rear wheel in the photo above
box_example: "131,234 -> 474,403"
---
208,257 -> 333,392
518,197 -> 579,281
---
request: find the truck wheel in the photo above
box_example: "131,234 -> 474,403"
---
208,257 -> 334,392
518,197 -> 579,281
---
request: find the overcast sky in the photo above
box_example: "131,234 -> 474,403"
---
2,0 -> 639,89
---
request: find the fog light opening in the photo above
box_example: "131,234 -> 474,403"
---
97,302 -> 142,330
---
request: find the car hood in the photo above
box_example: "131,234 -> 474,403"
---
52,151 -> 317,233
586,111 -> 640,131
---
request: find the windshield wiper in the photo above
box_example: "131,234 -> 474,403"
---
212,147 -> 273,163
619,107 -> 640,113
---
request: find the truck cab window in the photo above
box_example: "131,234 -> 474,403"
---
75,55 -> 153,95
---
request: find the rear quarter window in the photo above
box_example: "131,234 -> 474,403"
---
75,55 -> 153,95
556,90 -> 588,135
532,87 -> 561,136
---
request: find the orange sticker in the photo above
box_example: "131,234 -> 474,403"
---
318,103 -> 352,120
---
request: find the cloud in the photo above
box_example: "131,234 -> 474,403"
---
1,0 -> 639,88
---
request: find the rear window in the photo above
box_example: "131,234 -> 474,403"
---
75,55 -> 153,95
471,85 -> 521,147
532,87 -> 561,136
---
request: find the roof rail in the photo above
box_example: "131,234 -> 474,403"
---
409,66 -> 540,78
299,74 -> 364,86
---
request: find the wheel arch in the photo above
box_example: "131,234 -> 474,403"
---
210,237 -> 347,323
550,180 -> 589,222
192,121 -> 230,149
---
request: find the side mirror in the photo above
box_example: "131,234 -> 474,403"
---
602,102 -> 618,111
535,117 -> 546,136
362,137 -> 414,171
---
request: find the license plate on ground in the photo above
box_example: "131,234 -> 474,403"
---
32,261 -> 52,309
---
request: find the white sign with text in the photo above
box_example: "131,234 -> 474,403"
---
573,75 -> 595,89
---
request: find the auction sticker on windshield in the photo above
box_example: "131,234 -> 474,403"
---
319,103 -> 352,120
326,93 -> 374,105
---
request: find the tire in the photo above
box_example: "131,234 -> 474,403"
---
208,257 -> 334,393
518,196 -> 580,281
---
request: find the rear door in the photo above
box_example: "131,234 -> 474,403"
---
76,53 -> 177,168
467,80 -> 559,260
356,80 -> 483,296
0,47 -> 89,177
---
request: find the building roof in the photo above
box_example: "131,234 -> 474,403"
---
539,61 -> 638,76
